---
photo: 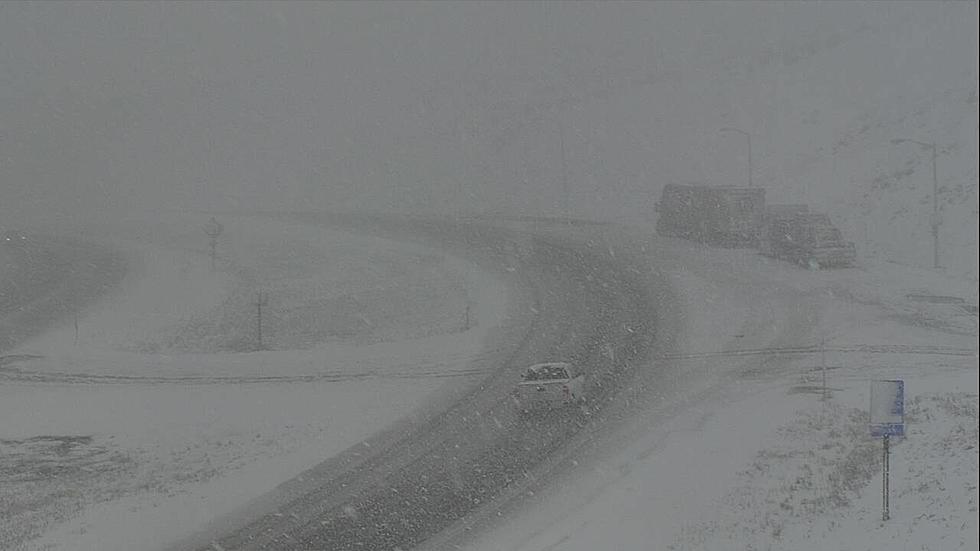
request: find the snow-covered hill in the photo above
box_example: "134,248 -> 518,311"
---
727,4 -> 979,279
595,3 -> 978,278
0,213 -> 514,551
404,2 -> 979,278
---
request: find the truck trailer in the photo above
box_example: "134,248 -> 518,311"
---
655,184 -> 766,247
654,185 -> 856,268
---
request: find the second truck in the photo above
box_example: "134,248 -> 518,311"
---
655,184 -> 856,268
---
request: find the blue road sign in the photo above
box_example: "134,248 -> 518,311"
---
870,380 -> 905,437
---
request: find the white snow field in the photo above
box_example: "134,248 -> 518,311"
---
453,224 -> 977,551
0,212 -> 515,551
2,213 -> 976,551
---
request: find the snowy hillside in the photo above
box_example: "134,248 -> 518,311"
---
3,4 -> 973,276
0,213 -> 515,551
621,3 -> 979,278
731,5 -> 979,279
405,2 -> 979,277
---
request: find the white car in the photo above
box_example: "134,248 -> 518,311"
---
512,362 -> 586,412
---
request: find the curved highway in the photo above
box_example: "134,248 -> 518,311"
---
174,214 -> 661,551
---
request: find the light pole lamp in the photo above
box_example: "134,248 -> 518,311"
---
891,138 -> 940,269
721,127 -> 753,188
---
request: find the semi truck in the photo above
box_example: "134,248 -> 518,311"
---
654,184 -> 766,247
655,185 -> 856,268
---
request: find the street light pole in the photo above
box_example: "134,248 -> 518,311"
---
558,119 -> 570,218
930,142 -> 938,269
721,127 -> 753,188
892,138 -> 940,269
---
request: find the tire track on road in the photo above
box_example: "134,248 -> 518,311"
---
173,216 -> 655,551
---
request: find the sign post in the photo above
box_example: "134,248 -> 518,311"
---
883,433 -> 890,521
204,217 -> 224,272
870,379 -> 904,521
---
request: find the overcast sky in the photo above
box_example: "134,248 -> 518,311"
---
1,1 -> 976,227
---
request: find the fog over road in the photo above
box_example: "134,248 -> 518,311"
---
1,3 -> 974,550
0,237 -> 127,354
5,212 -> 973,551
168,213 -> 666,551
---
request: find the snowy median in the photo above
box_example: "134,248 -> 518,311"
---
0,213 -> 515,551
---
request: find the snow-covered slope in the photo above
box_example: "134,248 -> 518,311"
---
0,213 -> 515,551
437,3 -> 979,278
732,4 -> 979,279
636,4 -> 979,278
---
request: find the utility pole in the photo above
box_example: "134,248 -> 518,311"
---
892,139 -> 941,268
255,291 -> 268,351
930,142 -> 939,269
456,178 -> 464,220
821,336 -> 828,401
559,119 -> 570,217
721,127 -> 753,188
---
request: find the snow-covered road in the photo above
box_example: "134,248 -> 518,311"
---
449,224 -> 978,551
2,214 -> 975,551
1,213 -> 516,551
175,215 -> 665,551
